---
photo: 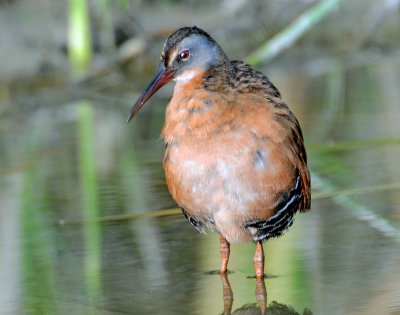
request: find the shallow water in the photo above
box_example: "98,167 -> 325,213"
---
1,51 -> 400,315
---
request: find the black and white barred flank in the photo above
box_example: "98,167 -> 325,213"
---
246,174 -> 302,242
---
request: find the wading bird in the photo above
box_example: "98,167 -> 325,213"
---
127,26 -> 311,278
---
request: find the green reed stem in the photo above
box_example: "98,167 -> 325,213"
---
246,0 -> 344,65
68,0 -> 93,76
77,101 -> 101,299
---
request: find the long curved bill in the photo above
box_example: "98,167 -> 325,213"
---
127,64 -> 175,123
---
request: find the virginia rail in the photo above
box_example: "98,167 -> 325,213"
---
127,26 -> 311,278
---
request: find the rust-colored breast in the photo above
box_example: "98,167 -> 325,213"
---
161,75 -> 310,243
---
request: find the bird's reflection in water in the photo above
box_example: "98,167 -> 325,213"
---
220,273 -> 313,315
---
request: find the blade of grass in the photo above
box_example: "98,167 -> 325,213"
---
308,137 -> 400,153
21,163 -> 58,314
312,173 -> 400,243
246,0 -> 344,65
58,181 -> 400,225
68,0 -> 92,76
77,101 -> 101,299
312,182 -> 400,199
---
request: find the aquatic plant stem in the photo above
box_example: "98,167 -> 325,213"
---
68,0 -> 92,76
246,0 -> 344,65
77,102 -> 101,299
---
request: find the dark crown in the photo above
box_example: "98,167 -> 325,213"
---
161,26 -> 218,64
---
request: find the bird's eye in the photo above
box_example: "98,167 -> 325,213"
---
179,49 -> 190,61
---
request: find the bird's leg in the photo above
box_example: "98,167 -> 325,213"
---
219,236 -> 230,274
220,272 -> 233,315
255,276 -> 267,314
253,241 -> 265,278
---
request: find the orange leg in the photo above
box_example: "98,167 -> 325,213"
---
220,273 -> 233,315
255,276 -> 267,314
219,236 -> 230,274
253,241 -> 265,279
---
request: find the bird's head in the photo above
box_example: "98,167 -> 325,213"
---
127,26 -> 227,122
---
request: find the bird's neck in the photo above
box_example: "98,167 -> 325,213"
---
162,69 -> 236,143
203,62 -> 233,92
173,61 -> 231,90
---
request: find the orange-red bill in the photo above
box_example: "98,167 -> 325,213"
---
127,64 -> 175,123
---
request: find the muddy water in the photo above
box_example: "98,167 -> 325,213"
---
1,51 -> 400,314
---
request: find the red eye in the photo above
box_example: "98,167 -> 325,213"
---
179,49 -> 190,61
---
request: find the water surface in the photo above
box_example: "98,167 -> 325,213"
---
1,50 -> 400,315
